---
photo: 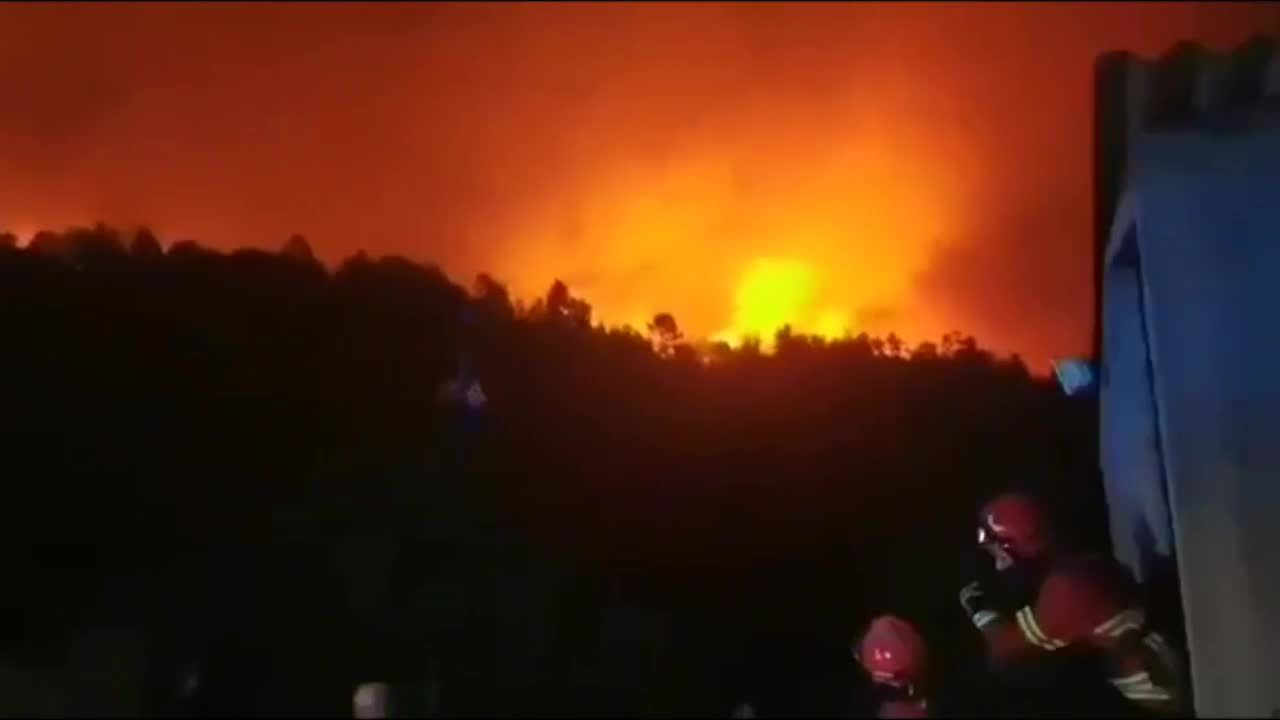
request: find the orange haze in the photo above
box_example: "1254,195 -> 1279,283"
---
1,2 -> 1277,368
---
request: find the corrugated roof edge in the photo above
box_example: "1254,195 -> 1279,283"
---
1090,36 -> 1278,362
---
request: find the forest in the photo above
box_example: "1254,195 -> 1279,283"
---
0,225 -> 1110,716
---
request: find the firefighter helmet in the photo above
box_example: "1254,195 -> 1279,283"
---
855,615 -> 928,689
978,492 -> 1053,569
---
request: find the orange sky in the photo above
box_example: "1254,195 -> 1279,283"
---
1,2 -> 1277,368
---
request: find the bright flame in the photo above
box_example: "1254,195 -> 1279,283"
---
813,308 -> 850,340
714,258 -> 853,349
717,258 -> 814,346
495,116 -> 956,356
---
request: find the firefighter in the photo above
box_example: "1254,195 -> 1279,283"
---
854,615 -> 932,718
957,492 -> 1187,716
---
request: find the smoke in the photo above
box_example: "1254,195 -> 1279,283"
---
1,2 -> 1277,368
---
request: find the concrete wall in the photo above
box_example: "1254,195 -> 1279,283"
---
1106,129 -> 1280,717
1095,37 -> 1280,718
1093,37 -> 1279,359
1099,221 -> 1176,586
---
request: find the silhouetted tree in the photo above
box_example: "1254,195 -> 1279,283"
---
545,279 -> 592,329
775,324 -> 795,348
912,341 -> 940,361
547,279 -> 571,315
130,227 -> 163,259
474,273 -> 515,322
167,238 -> 213,260
648,313 -> 684,357
282,233 -> 315,263
885,332 -> 904,358
27,229 -> 60,254
941,331 -> 968,357
28,224 -> 125,267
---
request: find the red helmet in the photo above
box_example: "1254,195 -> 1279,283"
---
855,615 -> 928,689
978,492 -> 1053,567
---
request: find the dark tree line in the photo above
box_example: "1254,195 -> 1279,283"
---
0,224 -> 1106,716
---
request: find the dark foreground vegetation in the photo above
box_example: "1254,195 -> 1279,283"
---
0,225 -> 1109,716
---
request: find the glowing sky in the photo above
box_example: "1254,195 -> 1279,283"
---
1,2 -> 1277,367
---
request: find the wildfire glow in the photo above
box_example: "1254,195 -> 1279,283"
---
713,258 -> 851,349
497,128 -> 955,357
813,309 -> 852,341
1,3 -> 1273,371
5,223 -> 37,247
